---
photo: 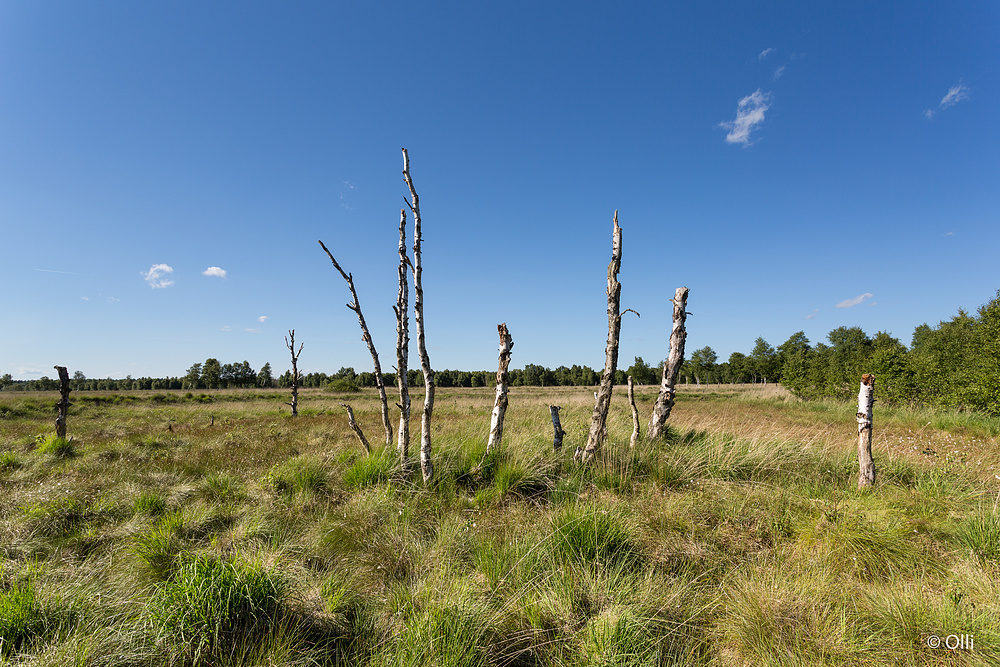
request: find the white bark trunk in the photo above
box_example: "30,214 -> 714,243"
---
628,375 -> 640,448
403,148 -> 434,483
647,287 -> 689,439
487,323 -> 513,454
857,373 -> 876,489
340,403 -> 371,454
394,209 -> 411,469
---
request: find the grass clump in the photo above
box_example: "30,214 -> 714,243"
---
147,555 -> 288,664
342,449 -> 395,489
35,434 -> 75,457
265,455 -> 330,497
0,574 -> 43,656
956,504 -> 1000,567
551,506 -> 643,569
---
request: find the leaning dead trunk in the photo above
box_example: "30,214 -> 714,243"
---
340,403 -> 371,454
394,209 -> 412,469
857,373 -> 876,489
577,212 -> 625,464
628,375 -> 640,448
486,323 -> 514,454
403,148 -> 434,483
647,287 -> 689,440
284,330 -> 302,416
54,365 -> 70,439
318,240 -> 393,448
550,405 -> 565,450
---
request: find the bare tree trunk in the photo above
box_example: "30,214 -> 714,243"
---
318,240 -> 393,448
628,375 -> 640,448
577,212 -> 628,464
550,405 -> 565,450
394,209 -> 412,469
857,373 -> 876,489
340,403 -> 371,454
402,148 -> 434,483
647,287 -> 689,440
486,323 -> 514,454
54,365 -> 70,439
284,330 -> 303,416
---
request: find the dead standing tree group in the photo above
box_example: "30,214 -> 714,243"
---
284,330 -> 303,416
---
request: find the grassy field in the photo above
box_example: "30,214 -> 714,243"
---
1,384 -> 999,666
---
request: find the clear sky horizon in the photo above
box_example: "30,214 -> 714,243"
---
3,1 -> 998,381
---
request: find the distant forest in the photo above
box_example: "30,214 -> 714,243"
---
5,291 -> 998,415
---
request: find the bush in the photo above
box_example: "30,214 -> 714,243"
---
327,378 -> 360,393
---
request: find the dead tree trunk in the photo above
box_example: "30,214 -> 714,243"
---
857,373 -> 876,489
550,405 -> 565,450
54,365 -> 70,439
647,287 -> 689,440
318,240 -> 393,448
340,403 -> 371,454
284,330 -> 303,416
486,323 -> 514,454
402,148 -> 434,483
628,375 -> 640,448
577,212 -> 628,464
394,209 -> 412,469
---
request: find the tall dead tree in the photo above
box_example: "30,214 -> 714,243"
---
577,212 -> 634,464
318,240 -> 393,447
486,323 -> 514,454
402,148 -> 435,483
628,376 -> 640,448
549,406 -> 565,450
647,287 -> 689,440
394,208 -> 412,469
857,373 -> 876,489
284,330 -> 303,416
54,365 -> 70,439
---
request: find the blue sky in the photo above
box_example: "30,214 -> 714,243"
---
2,1 -> 998,380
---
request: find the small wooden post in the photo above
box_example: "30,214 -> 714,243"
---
857,373 -> 876,489
54,365 -> 71,439
550,405 -> 565,450
628,375 -> 640,448
340,403 -> 371,454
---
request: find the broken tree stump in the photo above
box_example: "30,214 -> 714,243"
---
857,373 -> 876,489
486,323 -> 513,454
54,365 -> 70,439
628,375 -> 640,448
550,405 -> 565,450
648,287 -> 689,440
340,403 -> 371,454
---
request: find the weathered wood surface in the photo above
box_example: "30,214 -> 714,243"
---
284,330 -> 302,416
403,148 -> 435,483
340,403 -> 371,454
628,375 -> 640,448
318,240 -> 394,448
647,287 -> 689,439
578,212 -> 624,464
857,373 -> 876,489
394,208 -> 412,468
487,323 -> 514,453
54,365 -> 70,439
550,405 -> 565,450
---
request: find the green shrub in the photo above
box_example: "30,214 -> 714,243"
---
327,378 -> 360,393
148,555 -> 287,664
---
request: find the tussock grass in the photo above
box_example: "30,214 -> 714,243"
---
2,385 -> 999,664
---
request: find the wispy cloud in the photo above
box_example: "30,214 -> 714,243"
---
245,328 -> 261,333
758,48 -> 775,61
34,268 -> 82,274
202,266 -> 227,279
720,89 -> 773,146
106,296 -> 120,303
772,65 -> 786,80
143,264 -> 174,289
257,315 -> 269,323
805,309 -> 819,320
924,83 -> 970,119
221,325 -> 232,332
81,296 -> 89,301
836,293 -> 874,309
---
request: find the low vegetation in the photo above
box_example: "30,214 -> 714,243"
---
1,384 -> 998,665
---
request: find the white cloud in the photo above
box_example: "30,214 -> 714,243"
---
245,328 -> 261,333
257,315 -> 269,323
836,293 -> 874,309
758,48 -> 775,61
924,83 -> 970,119
203,266 -> 227,279
106,296 -> 120,303
221,325 -> 232,331
804,309 -> 819,320
143,264 -> 174,289
773,65 -> 786,80
81,296 -> 89,301
720,89 -> 773,146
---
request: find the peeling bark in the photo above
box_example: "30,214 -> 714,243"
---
403,148 -> 434,483
318,240 -> 393,448
487,323 -> 514,454
340,403 -> 371,454
647,287 -> 689,440
628,375 -> 640,448
394,209 -> 412,469
857,373 -> 876,489
284,330 -> 303,416
550,405 -> 565,450
54,365 -> 70,439
577,212 -> 625,464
